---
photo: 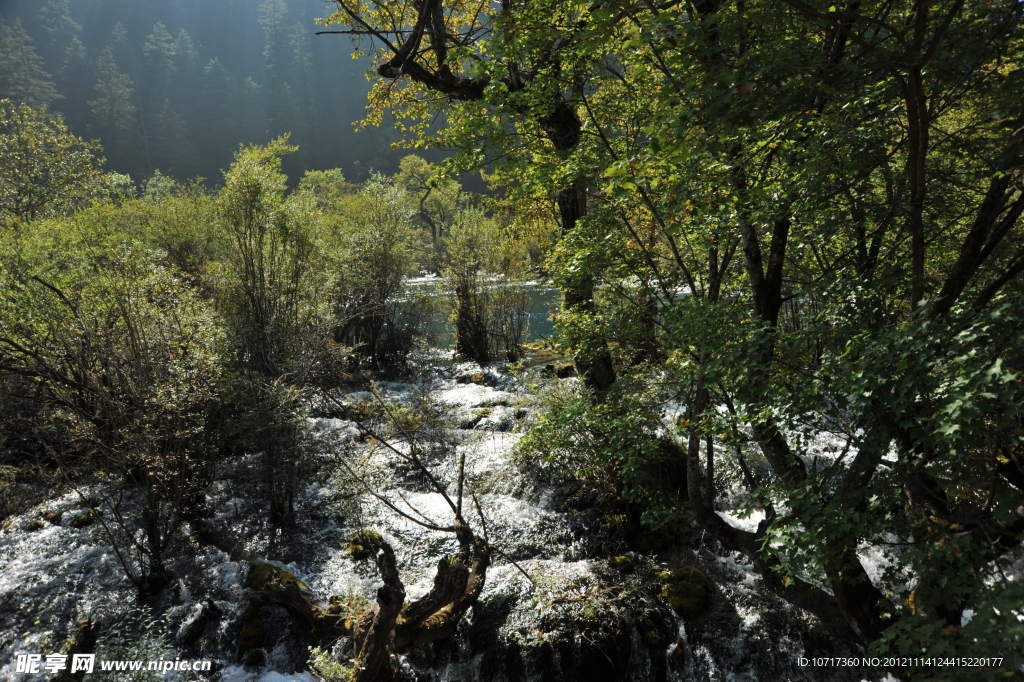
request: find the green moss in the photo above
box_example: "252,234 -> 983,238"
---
346,529 -> 383,561
643,628 -> 664,647
245,562 -> 310,591
69,508 -> 100,529
554,363 -> 576,378
609,555 -> 633,571
659,565 -> 710,618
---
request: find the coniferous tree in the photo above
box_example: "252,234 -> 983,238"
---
0,20 -> 59,110
0,0 -> 404,182
194,58 -> 236,177
87,47 -> 137,175
30,0 -> 86,126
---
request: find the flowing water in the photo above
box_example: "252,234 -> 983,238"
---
0,352 -> 870,681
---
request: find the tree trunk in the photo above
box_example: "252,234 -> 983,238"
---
544,101 -> 616,393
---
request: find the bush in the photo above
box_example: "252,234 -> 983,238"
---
0,232 -> 224,592
215,135 -> 335,379
445,207 -> 530,363
207,370 -> 310,527
330,174 -> 432,370
0,99 -> 105,224
516,378 -> 688,537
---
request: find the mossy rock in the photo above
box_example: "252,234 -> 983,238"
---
609,555 -> 633,571
659,565 -> 710,618
179,601 -> 221,646
241,646 -> 266,668
554,363 -> 577,378
637,611 -> 673,648
458,412 -> 485,429
470,372 -> 487,384
643,627 -> 666,647
69,508 -> 100,529
244,562 -> 310,592
20,518 -> 45,532
41,509 -> 62,524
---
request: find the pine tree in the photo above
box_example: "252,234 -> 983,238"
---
87,46 -> 137,175
142,22 -> 177,80
257,0 -> 299,137
31,0 -> 82,74
193,58 -> 236,177
0,20 -> 60,109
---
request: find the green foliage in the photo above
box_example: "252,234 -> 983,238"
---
329,173 -> 433,369
207,370 -> 309,525
0,99 -> 104,223
215,135 -> 335,379
93,605 -> 171,682
308,645 -> 355,682
297,168 -> 352,208
445,207 -> 531,363
517,378 -> 687,533
61,178 -> 221,283
0,228 -> 223,588
0,233 -> 224,473
336,0 -> 1023,657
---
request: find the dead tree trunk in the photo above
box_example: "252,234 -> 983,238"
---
345,521 -> 490,680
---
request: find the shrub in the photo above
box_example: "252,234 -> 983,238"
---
215,135 -> 334,379
445,207 -> 530,363
330,174 -> 432,370
207,370 -> 310,527
0,99 -> 105,224
516,378 -> 688,537
0,233 -> 224,593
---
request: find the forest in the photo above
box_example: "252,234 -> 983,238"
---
0,0 -> 1022,681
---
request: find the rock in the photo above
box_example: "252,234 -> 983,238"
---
473,406 -> 518,432
554,363 -> 576,378
415,560 -> 680,682
240,643 -> 267,669
236,602 -> 265,653
236,562 -> 332,671
245,561 -> 310,592
460,371 -> 487,385
68,508 -> 100,529
659,565 -> 710,618
609,555 -> 634,571
540,362 -> 577,379
178,599 -> 221,646
456,410 -> 485,430
454,367 -> 505,388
